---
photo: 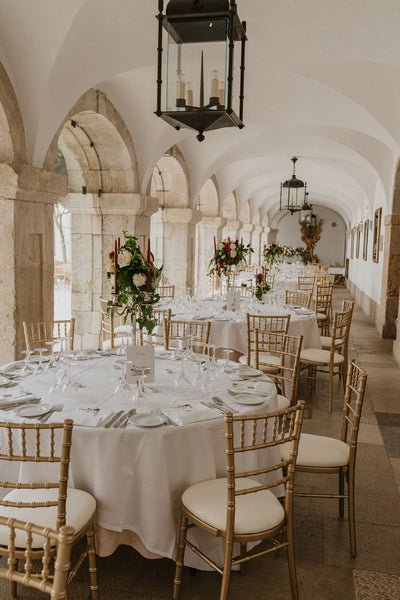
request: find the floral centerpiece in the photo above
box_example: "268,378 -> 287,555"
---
207,238 -> 253,279
255,281 -> 271,301
263,243 -> 306,265
107,232 -> 163,334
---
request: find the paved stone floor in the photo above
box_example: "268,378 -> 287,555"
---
1,287 -> 399,599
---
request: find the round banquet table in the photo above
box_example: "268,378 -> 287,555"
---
0,354 -> 280,568
159,298 -> 321,354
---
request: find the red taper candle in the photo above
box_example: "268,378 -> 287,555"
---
114,239 -> 118,294
146,238 -> 151,292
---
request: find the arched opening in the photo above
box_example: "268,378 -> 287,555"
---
194,178 -> 220,297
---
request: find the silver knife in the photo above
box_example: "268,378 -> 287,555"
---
113,409 -> 136,428
101,411 -> 123,428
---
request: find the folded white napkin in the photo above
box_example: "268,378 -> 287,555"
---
47,408 -> 113,427
0,361 -> 24,374
0,395 -> 41,410
162,406 -> 222,426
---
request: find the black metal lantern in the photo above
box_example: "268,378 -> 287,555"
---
155,0 -> 247,142
299,192 -> 315,226
280,157 -> 307,214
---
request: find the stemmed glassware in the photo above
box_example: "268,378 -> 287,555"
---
45,340 -> 59,371
131,366 -> 151,410
221,348 -> 234,373
112,359 -> 131,400
33,348 -> 47,375
74,333 -> 88,360
21,350 -> 35,376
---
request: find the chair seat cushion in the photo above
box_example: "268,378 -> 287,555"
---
0,488 -> 96,548
114,324 -> 133,335
277,395 -> 291,410
300,348 -> 344,365
280,433 -> 350,467
239,353 -> 280,371
182,477 -> 285,535
320,336 -> 344,349
102,337 -> 124,350
316,313 -> 328,321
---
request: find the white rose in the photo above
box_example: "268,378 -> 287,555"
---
133,273 -> 146,288
118,251 -> 131,268
106,261 -> 114,274
218,242 -> 224,250
230,250 -> 236,258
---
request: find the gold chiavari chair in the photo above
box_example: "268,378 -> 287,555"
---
254,332 -> 303,409
285,290 -> 312,309
321,299 -> 355,374
140,308 -> 172,346
0,518 -> 74,600
23,319 -> 75,353
173,402 -> 305,600
265,274 -> 275,289
239,313 -> 291,369
157,284 -> 175,299
230,285 -> 254,299
163,319 -> 211,351
297,275 -> 315,294
314,282 -> 334,335
100,297 -> 135,349
0,420 -> 99,599
299,309 -> 353,412
280,360 -> 367,556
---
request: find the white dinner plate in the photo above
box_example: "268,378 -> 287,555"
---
0,376 -> 11,387
233,393 -> 265,405
13,403 -> 51,418
236,367 -> 263,377
129,413 -> 166,427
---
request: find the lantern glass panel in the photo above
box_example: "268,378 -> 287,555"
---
163,17 -> 231,112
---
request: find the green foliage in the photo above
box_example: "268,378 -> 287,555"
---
208,239 -> 253,278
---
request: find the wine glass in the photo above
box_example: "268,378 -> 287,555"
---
221,349 -> 234,373
21,350 -> 35,376
112,359 -> 131,400
33,348 -> 47,375
131,366 -> 151,410
74,333 -> 88,360
45,340 -> 59,371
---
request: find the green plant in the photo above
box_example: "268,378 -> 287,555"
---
208,239 -> 253,278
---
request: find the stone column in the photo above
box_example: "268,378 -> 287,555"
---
251,226 -> 263,265
195,216 -> 226,297
63,193 -> 158,348
377,213 -> 400,339
0,164 -> 66,362
222,219 -> 242,241
152,208 -> 201,293
268,228 -> 279,244
260,227 -> 270,258
239,224 -> 254,264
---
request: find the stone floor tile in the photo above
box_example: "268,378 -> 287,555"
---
357,422 -> 384,445
353,570 -> 400,600
389,457 -> 400,494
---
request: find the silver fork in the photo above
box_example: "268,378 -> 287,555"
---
37,404 -> 63,422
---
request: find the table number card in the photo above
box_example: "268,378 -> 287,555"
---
126,344 -> 155,383
226,290 -> 241,312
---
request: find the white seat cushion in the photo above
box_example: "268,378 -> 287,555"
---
280,433 -> 350,467
102,337 -> 124,350
300,348 -> 344,365
182,477 -> 285,535
320,336 -> 344,349
114,324 -> 133,335
277,395 -> 291,410
0,488 -> 96,548
316,313 -> 328,321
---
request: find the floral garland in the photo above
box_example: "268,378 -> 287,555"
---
263,243 -> 306,265
208,239 -> 253,278
106,232 -> 163,332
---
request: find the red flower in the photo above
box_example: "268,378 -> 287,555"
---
224,243 -> 230,251
109,251 -> 114,259
219,263 -> 224,269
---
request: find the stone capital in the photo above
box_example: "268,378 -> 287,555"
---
225,219 -> 242,231
161,207 -> 202,225
252,225 -> 263,235
198,216 -> 227,229
0,164 -> 67,204
63,193 -> 159,217
241,223 -> 254,233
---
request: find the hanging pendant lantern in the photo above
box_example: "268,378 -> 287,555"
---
155,0 -> 247,142
280,157 -> 307,214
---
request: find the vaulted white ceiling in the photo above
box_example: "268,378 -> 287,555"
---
1,0 -> 400,223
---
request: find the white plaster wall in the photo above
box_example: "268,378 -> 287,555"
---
277,206 -> 346,266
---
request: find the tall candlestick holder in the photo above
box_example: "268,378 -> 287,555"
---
110,291 -> 155,346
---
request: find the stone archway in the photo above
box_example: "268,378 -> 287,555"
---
150,150 -> 199,292
45,90 -> 158,347
222,193 -> 241,241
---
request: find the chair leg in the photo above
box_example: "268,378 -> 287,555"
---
338,470 -> 345,518
348,468 -> 357,557
173,515 -> 188,600
86,525 -> 99,600
219,537 -> 234,600
10,580 -> 17,598
286,527 -> 299,600
239,543 -> 247,576
328,367 -> 333,413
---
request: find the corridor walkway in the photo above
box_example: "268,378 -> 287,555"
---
1,288 -> 399,600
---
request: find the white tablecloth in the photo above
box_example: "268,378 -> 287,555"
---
0,356 -> 279,568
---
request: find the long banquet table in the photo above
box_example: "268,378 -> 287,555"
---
0,352 -> 279,568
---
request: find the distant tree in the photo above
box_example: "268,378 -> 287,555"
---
54,148 -> 69,263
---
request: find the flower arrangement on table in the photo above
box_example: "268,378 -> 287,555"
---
255,281 -> 271,301
263,243 -> 306,265
106,232 -> 163,333
207,238 -> 253,279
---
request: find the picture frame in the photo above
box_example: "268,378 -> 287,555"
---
363,220 -> 368,261
372,208 -> 382,263
351,228 -> 355,259
356,225 -> 361,259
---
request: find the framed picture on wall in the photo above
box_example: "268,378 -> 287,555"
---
363,220 -> 369,261
356,225 -> 361,259
372,208 -> 382,262
351,228 -> 355,259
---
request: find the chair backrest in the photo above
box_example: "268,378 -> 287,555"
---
340,360 -> 368,463
245,313 -> 290,363
314,282 -> 333,316
0,518 -> 74,598
99,297 -> 115,348
0,420 -> 73,531
285,290 -> 312,309
230,285 -> 254,298
342,298 -> 355,317
140,308 -> 171,346
23,319 -> 75,353
297,276 -> 315,293
225,402 -> 305,526
254,332 -> 303,404
163,319 -> 211,350
157,285 -> 175,299
265,274 -> 275,289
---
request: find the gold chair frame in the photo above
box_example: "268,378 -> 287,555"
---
23,319 -> 75,353
285,290 -> 312,309
297,276 -> 315,294
163,319 -> 211,350
0,518 -> 74,600
291,360 -> 367,556
157,285 -> 175,299
0,420 -> 99,599
173,402 -> 305,600
229,285 -> 255,298
140,308 -> 171,346
314,282 -> 333,335
241,313 -> 291,368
